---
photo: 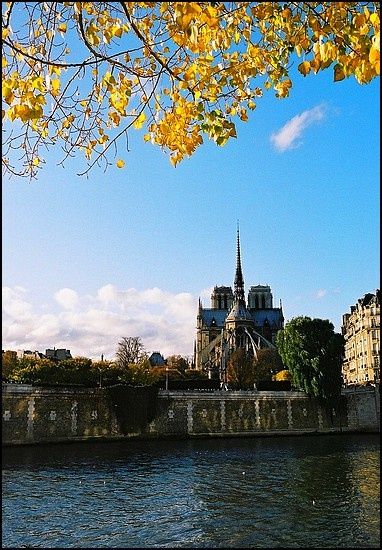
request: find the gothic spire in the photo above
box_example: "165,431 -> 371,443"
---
234,223 -> 245,303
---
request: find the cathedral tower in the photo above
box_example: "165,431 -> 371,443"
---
194,227 -> 284,378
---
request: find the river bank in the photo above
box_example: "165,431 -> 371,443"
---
2,384 -> 379,446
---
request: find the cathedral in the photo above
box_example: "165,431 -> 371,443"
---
194,228 -> 284,382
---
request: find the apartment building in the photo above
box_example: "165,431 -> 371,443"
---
342,290 -> 380,386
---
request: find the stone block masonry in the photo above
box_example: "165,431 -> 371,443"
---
2,384 -> 379,446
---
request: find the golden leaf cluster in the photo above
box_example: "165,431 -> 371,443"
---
2,2 -> 380,177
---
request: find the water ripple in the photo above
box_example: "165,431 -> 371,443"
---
2,434 -> 380,548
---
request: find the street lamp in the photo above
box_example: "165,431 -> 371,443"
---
165,366 -> 169,391
98,353 -> 104,389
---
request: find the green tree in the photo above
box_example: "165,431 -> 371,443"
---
276,316 -> 344,405
127,357 -> 157,385
8,356 -> 55,384
58,356 -> 96,385
7,355 -> 99,386
2,2 -> 379,178
2,350 -> 18,381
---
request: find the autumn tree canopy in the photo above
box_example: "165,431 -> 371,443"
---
252,348 -> 284,384
227,348 -> 255,389
2,2 -> 380,178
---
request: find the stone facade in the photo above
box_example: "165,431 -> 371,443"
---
342,290 -> 380,386
2,384 -> 379,446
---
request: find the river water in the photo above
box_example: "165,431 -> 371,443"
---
2,434 -> 380,548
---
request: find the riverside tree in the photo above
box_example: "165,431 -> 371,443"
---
252,348 -> 284,384
2,2 -> 380,178
115,336 -> 146,368
166,354 -> 189,373
227,348 -> 255,390
114,337 -> 157,385
276,316 -> 344,405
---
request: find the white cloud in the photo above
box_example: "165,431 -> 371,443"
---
97,284 -> 117,305
2,286 -> 33,319
270,105 -> 326,152
315,289 -> 327,299
2,285 -> 199,360
54,288 -> 79,310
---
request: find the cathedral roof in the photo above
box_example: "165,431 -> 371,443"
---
225,301 -> 253,322
201,309 -> 227,327
201,308 -> 283,328
251,309 -> 283,326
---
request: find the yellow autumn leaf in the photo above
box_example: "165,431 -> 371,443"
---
170,154 -> 180,167
116,159 -> 125,168
334,64 -> 345,81
298,61 -> 311,76
369,45 -> 380,70
109,111 -> 121,126
57,23 -> 67,33
133,112 -> 146,129
239,108 -> 248,121
3,86 -> 14,105
111,24 -> 123,38
31,76 -> 45,91
32,157 -> 40,166
370,13 -> 380,27
51,79 -> 60,97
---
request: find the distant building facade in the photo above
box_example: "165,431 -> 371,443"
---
16,350 -> 45,360
194,228 -> 284,381
45,348 -> 72,361
342,290 -> 380,386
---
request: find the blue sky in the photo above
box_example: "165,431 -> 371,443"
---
2,65 -> 380,360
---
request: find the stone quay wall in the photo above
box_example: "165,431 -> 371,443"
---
2,384 -> 379,446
